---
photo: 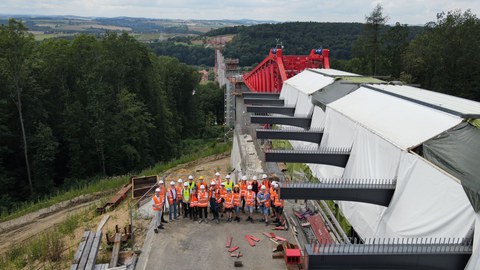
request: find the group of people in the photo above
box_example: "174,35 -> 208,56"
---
151,173 -> 285,233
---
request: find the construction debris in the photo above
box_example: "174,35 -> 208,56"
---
234,261 -> 243,267
97,184 -> 132,213
228,246 -> 239,253
249,235 -> 260,242
71,230 -> 103,270
96,215 -> 110,232
226,236 -> 233,248
106,225 -> 132,245
245,235 -> 256,247
230,252 -> 243,258
109,233 -> 122,268
262,232 -> 272,238
274,226 -> 286,230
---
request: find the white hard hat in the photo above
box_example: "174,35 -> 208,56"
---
155,188 -> 161,192
221,182 -> 225,186
262,174 -> 268,179
261,185 -> 266,190
215,172 -> 220,176
274,183 -> 279,188
170,181 -> 175,185
178,179 -> 183,183
252,176 -> 257,181
188,175 -> 194,180
272,181 -> 277,185
247,185 -> 252,190
241,175 -> 247,181
226,175 -> 231,179
211,181 -> 216,185
200,185 -> 205,190
183,182 -> 189,187
159,180 -> 164,184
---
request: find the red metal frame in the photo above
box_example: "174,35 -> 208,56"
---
243,48 -> 330,93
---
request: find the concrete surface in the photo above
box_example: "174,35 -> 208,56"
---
136,212 -> 294,270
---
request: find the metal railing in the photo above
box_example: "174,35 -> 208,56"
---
282,178 -> 397,189
266,146 -> 351,154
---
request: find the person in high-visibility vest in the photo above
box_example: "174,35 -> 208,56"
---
190,187 -> 198,221
212,172 -> 222,187
157,179 -> 168,224
261,174 -> 271,190
197,185 -> 209,223
273,183 -> 285,227
182,182 -> 190,218
224,188 -> 234,222
218,182 -> 226,219
270,181 -> 278,220
176,179 -> 183,217
245,185 -> 256,223
197,176 -> 208,191
224,175 -> 234,190
239,175 -> 248,213
257,185 -> 271,226
152,188 -> 165,233
209,181 -> 220,223
188,175 -> 196,193
167,181 -> 178,221
233,185 -> 241,222
251,176 -> 259,212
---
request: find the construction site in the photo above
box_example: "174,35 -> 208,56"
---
1,44 -> 480,270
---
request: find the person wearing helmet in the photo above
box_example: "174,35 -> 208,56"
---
152,188 -> 165,233
176,179 -> 183,216
261,174 -> 271,191
251,176 -> 259,212
189,187 -> 198,221
257,185 -> 271,226
239,175 -> 248,213
157,178 -> 168,223
273,183 -> 285,227
209,181 -> 220,223
245,185 -> 256,223
224,188 -> 234,222
224,174 -> 233,191
182,182 -> 190,218
218,182 -> 227,220
213,172 -> 222,187
188,175 -> 196,193
232,185 -> 241,222
270,180 -> 278,219
197,185 -> 209,223
197,176 -> 207,191
167,181 -> 178,221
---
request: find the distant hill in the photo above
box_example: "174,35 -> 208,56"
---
218,22 -> 424,66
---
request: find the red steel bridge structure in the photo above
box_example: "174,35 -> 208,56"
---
242,48 -> 330,93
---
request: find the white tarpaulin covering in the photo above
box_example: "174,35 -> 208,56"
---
231,131 -> 242,173
310,106 -> 326,130
328,87 -> 463,150
466,213 -> 480,270
309,68 -> 360,77
338,127 -> 402,238
283,69 -> 335,95
279,83 -> 299,107
294,92 -> 314,117
376,152 -> 476,238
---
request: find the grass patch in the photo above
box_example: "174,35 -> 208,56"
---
58,214 -> 80,236
0,140 -> 231,223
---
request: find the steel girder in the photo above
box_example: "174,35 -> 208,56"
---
243,92 -> 280,99
246,106 -> 295,116
243,98 -> 285,106
264,148 -> 350,167
250,115 -> 311,129
256,128 -> 323,143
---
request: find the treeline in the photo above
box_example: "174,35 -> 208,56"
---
338,7 -> 480,101
149,40 -> 214,66
0,19 -> 224,209
220,22 -> 423,66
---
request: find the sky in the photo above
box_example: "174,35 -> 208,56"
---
1,0 -> 479,25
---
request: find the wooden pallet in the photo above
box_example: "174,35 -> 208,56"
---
71,230 -> 103,270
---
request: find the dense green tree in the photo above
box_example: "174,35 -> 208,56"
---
31,122 -> 58,195
381,23 -> 410,78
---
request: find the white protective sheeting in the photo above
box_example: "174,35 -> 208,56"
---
466,213 -> 480,270
283,69 -> 335,95
376,152 -> 476,238
279,83 -> 299,106
337,127 -> 402,238
368,84 -> 480,117
328,87 -> 463,150
230,132 -> 242,173
309,68 -> 360,77
294,92 -> 314,117
310,106 -> 326,130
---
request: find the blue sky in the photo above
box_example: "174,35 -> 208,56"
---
1,0 -> 479,25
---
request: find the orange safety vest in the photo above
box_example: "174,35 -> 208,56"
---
233,193 -> 241,207
167,187 -> 178,205
190,193 -> 198,207
274,190 -> 284,207
224,193 -> 234,208
159,186 -> 166,196
245,191 -> 255,207
197,191 -> 209,207
176,186 -> 183,200
259,191 -> 271,207
240,182 -> 247,197
262,180 -> 271,190
152,195 -> 164,211
197,181 -> 207,189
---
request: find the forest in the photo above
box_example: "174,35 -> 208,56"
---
0,20 -> 224,212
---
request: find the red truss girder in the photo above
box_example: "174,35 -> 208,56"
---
243,48 -> 330,93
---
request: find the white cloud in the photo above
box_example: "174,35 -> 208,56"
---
0,0 -> 479,24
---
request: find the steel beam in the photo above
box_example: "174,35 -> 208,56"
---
306,239 -> 473,270
246,106 -> 295,116
256,128 -> 323,143
265,148 -> 350,167
280,180 -> 396,206
243,98 -> 284,106
243,92 -> 280,99
251,116 -> 311,129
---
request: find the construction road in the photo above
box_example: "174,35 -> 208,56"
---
136,214 -> 294,270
